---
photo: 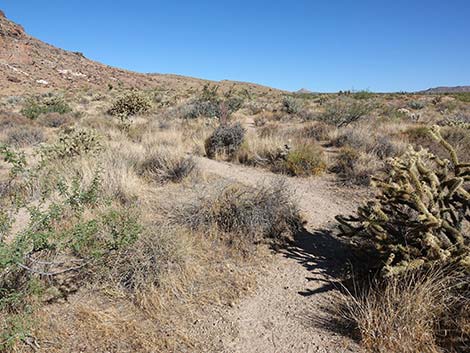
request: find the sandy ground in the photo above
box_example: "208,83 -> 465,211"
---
194,156 -> 365,353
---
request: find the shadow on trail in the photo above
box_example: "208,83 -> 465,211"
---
280,226 -> 353,297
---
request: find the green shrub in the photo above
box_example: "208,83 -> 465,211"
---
107,91 -> 152,117
453,92 -> 470,103
276,143 -> 326,176
205,123 -> 246,158
352,90 -> 375,100
336,126 -> 470,277
21,97 -> 72,120
408,100 -> 426,110
282,96 -> 304,114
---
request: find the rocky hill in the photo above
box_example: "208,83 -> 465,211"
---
0,10 -> 277,96
420,86 -> 470,94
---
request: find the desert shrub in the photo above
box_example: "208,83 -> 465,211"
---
352,90 -> 375,100
275,143 -> 326,177
39,127 -> 102,161
319,98 -> 373,127
282,96 -> 304,114
332,128 -> 405,160
406,125 -> 470,163
339,269 -> 460,353
205,123 -> 245,158
21,97 -> 72,120
4,126 -> 45,147
453,92 -> 470,103
109,224 -> 191,292
107,91 -> 152,117
37,112 -> 74,128
283,122 -> 334,141
253,115 -> 267,127
177,181 -> 302,243
0,111 -> 30,129
138,146 -> 195,183
408,100 -> 426,110
183,84 -> 243,119
332,148 -> 379,186
336,126 -> 470,277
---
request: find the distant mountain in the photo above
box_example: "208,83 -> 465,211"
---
295,88 -> 313,94
419,86 -> 470,94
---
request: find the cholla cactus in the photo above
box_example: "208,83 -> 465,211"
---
107,91 -> 152,117
40,127 -> 102,160
336,125 -> 470,276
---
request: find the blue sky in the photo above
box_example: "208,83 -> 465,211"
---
2,0 -> 469,92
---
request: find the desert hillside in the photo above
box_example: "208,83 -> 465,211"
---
0,9 -> 469,353
0,11 -> 278,96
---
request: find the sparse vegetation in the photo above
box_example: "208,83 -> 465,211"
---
1,55 -> 470,352
20,96 -> 72,120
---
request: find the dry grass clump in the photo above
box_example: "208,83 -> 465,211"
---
3,126 -> 45,147
339,269 -> 462,353
405,125 -> 470,163
0,111 -> 31,129
332,148 -> 381,186
176,180 -> 303,244
138,145 -> 195,184
299,121 -> 335,141
235,133 -> 326,177
331,125 -> 405,160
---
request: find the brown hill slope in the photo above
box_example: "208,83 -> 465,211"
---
0,10 -> 278,96
420,86 -> 470,94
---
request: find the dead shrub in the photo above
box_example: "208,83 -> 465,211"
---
0,111 -> 31,129
37,112 -> 74,128
204,123 -> 245,159
176,180 -> 303,243
4,126 -> 45,147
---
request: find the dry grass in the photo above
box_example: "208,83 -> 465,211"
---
338,269 -> 463,353
2,126 -> 45,147
138,145 -> 196,184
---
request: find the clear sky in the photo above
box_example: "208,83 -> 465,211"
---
2,0 -> 469,92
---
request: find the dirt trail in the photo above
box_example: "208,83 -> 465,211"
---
195,157 -> 364,353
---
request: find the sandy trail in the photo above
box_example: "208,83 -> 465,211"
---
195,156 -> 364,353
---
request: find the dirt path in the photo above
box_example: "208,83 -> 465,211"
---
195,157 -> 364,353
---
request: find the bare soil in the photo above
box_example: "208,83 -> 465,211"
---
195,157 -> 366,353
